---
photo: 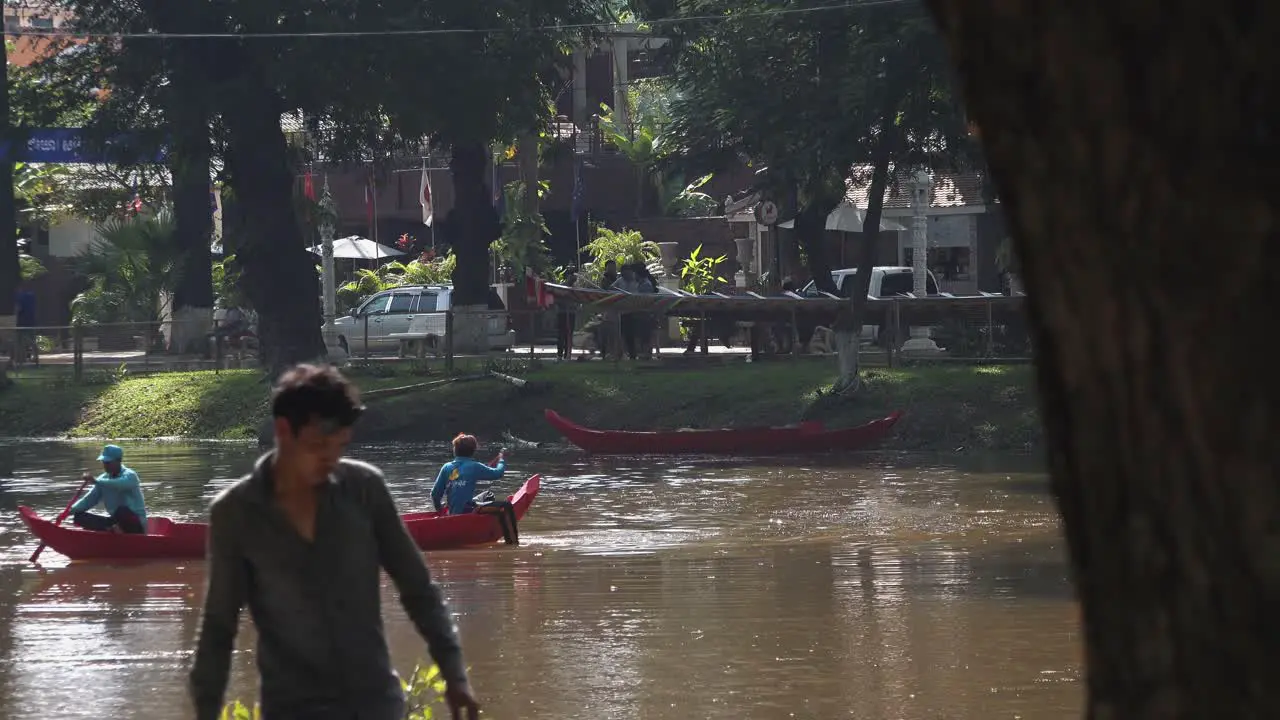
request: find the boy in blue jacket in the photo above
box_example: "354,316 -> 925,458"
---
432,434 -> 506,514
432,434 -> 519,544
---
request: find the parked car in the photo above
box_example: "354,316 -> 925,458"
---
333,285 -> 514,355
799,266 -> 940,343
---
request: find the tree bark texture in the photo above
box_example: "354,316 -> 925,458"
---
167,74 -> 215,354
925,1 -> 1280,716
220,78 -> 323,371
448,143 -> 499,307
168,65 -> 214,315
0,46 -> 15,317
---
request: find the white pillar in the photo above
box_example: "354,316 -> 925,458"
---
901,169 -> 941,354
572,48 -> 588,129
612,34 -> 630,133
317,179 -> 347,359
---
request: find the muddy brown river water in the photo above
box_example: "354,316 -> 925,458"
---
0,441 -> 1079,719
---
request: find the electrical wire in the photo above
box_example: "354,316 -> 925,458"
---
3,0 -> 915,41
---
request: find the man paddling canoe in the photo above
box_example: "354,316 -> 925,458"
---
70,444 -> 147,534
189,364 -> 480,720
432,433 -> 520,544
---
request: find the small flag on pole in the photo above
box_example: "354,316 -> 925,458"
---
303,169 -> 316,201
364,176 -> 374,229
419,165 -> 434,227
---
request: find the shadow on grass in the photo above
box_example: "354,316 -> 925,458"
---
0,373 -> 111,438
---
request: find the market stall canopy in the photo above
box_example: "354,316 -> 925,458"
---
307,235 -> 405,260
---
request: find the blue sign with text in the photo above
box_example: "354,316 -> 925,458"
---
1,128 -> 167,164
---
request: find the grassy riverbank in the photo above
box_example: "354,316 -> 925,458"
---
0,360 -> 1042,452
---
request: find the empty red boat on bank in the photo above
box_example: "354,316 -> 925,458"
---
543,409 -> 903,456
19,475 -> 541,562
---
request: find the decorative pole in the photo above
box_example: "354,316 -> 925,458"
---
317,178 -> 343,357
911,169 -> 931,295
902,169 -> 941,353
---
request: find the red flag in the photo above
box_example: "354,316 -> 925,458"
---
303,170 -> 315,201
419,166 -> 434,227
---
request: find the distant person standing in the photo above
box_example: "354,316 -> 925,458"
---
189,364 -> 480,720
556,267 -> 578,360
611,264 -> 649,360
597,260 -> 621,359
14,279 -> 37,366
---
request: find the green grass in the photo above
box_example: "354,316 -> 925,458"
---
69,370 -> 270,439
0,359 -> 1043,452
0,375 -> 107,438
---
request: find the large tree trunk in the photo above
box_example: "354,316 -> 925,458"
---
447,142 -> 500,353
448,142 -> 499,307
221,79 -> 323,371
168,93 -> 215,354
0,46 -> 15,319
925,1 -> 1280,715
833,151 -> 891,394
793,197 -> 839,294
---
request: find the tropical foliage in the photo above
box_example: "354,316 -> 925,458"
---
212,255 -> 247,309
336,251 -> 458,310
19,254 -> 46,281
580,226 -> 663,286
490,180 -> 552,275
598,79 -> 719,218
679,244 -> 728,295
70,210 -> 183,326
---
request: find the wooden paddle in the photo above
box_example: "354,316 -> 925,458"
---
30,470 -> 92,564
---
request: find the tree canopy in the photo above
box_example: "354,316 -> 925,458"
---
26,0 -> 606,366
664,0 -> 973,283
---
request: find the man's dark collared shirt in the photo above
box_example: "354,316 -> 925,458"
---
189,453 -> 467,720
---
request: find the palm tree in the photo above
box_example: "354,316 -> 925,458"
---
71,209 -> 183,330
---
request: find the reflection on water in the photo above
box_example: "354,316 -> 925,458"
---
0,441 -> 1079,719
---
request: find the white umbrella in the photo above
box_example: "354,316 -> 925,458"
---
308,235 -> 405,261
778,205 -> 908,232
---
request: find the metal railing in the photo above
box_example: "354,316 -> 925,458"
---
0,296 -> 1031,385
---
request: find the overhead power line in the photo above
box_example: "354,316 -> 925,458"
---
3,0 -> 915,41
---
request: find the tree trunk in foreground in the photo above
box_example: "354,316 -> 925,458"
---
168,100 -> 215,354
925,1 -> 1280,715
448,142 -> 499,307
221,80 -> 323,371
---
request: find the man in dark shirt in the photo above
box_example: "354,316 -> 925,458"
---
189,364 -> 480,720
14,279 -> 36,365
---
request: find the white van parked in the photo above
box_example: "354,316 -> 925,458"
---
333,285 -> 514,355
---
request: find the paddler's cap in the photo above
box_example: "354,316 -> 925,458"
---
97,444 -> 124,463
